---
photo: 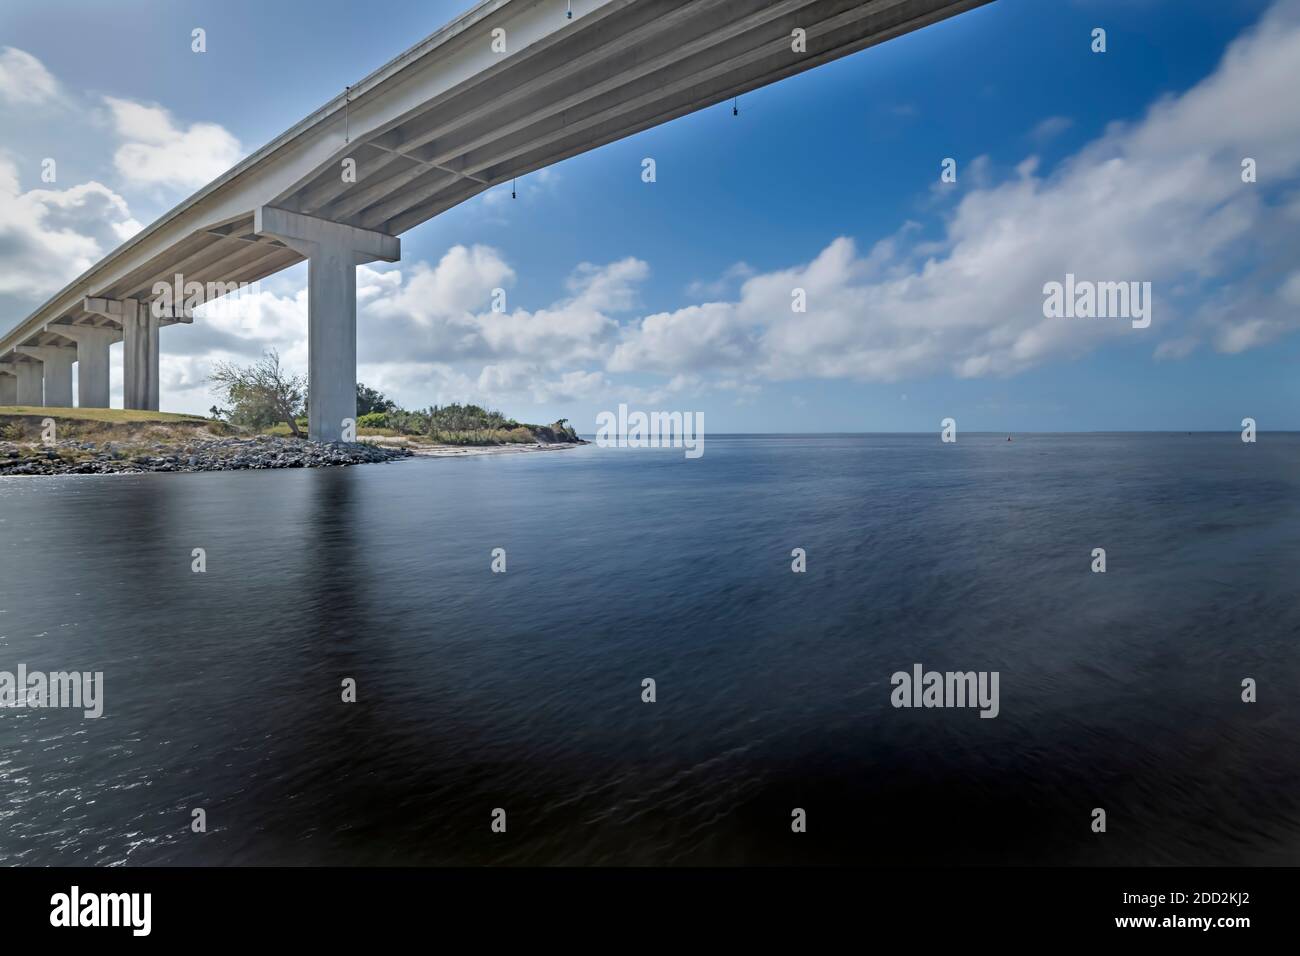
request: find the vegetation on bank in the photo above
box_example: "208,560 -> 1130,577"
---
0,406 -> 211,424
355,405 -> 579,445
0,407 -> 232,446
1,352 -> 581,450
208,351 -> 307,437
207,350 -> 580,446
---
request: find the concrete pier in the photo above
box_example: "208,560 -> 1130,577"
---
85,298 -> 157,410
13,361 -> 43,406
254,207 -> 400,443
0,370 -> 16,405
56,325 -> 122,408
16,344 -> 76,408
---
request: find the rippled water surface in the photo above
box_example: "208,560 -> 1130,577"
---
1,433 -> 1298,865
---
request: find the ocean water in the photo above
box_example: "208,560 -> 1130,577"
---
0,433 -> 1298,866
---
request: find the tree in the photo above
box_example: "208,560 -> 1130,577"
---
356,382 -> 395,416
207,349 -> 307,437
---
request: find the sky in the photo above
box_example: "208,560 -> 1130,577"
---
1,0 -> 1298,432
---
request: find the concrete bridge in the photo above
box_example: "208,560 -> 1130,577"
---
0,0 -> 990,440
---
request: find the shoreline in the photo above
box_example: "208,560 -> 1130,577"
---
0,436 -> 409,476
0,435 -> 587,476
374,437 -> 587,459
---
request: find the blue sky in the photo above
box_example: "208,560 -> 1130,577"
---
1,0 -> 1297,430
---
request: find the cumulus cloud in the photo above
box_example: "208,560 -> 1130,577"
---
0,156 -> 141,303
565,256 -> 648,312
351,247 -> 637,370
104,96 -> 244,190
0,47 -> 59,105
342,249 -> 636,411
386,244 -> 515,322
610,0 -> 1300,381
0,52 -> 240,323
154,248 -> 643,412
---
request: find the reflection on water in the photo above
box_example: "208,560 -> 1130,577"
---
1,434 -> 1298,865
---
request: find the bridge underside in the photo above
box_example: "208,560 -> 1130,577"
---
0,0 -> 989,434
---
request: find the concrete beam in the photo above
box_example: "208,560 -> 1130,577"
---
0,0 -> 991,363
0,369 -> 16,406
85,297 -> 158,410
255,206 -> 400,264
16,345 -> 75,408
54,324 -> 122,408
122,234 -> 279,302
254,206 -> 400,442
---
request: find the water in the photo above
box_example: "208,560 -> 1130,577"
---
1,433 -> 1298,866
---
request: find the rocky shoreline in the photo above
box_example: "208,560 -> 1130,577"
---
0,436 -> 413,476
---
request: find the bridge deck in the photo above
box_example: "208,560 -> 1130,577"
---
0,0 -> 991,413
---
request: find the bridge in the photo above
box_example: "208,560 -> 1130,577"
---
0,0 -> 990,440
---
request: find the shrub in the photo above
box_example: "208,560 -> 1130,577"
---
356,383 -> 396,417
207,350 -> 306,437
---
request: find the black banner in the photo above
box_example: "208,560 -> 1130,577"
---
0,866 -> 1291,943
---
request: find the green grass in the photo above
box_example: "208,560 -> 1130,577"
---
261,422 -> 400,439
0,406 -> 232,444
0,406 -> 211,424
427,427 -> 538,445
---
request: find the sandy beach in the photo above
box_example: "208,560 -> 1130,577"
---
369,437 -> 587,459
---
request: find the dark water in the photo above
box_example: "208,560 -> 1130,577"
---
1,433 -> 1298,866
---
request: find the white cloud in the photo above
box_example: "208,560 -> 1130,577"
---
686,261 -> 754,299
104,96 -> 243,189
0,155 -> 140,303
0,55 -> 242,327
0,47 -> 59,106
387,244 -> 514,322
475,364 -> 608,404
349,247 -> 637,372
565,256 -> 648,312
611,0 -> 1300,382
1029,115 -> 1073,142
154,248 -> 643,413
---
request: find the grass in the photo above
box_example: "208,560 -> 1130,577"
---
262,421 -> 404,440
0,408 -> 566,446
0,406 -> 211,424
260,422 -> 530,444
262,422 -> 304,438
427,427 -> 539,445
0,406 -> 232,444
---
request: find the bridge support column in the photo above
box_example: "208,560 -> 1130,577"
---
16,345 -> 75,408
56,326 -> 122,408
85,298 -> 157,410
13,361 -> 43,406
0,370 -> 16,406
254,207 -> 400,443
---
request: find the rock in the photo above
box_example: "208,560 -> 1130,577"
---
0,435 -> 411,477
